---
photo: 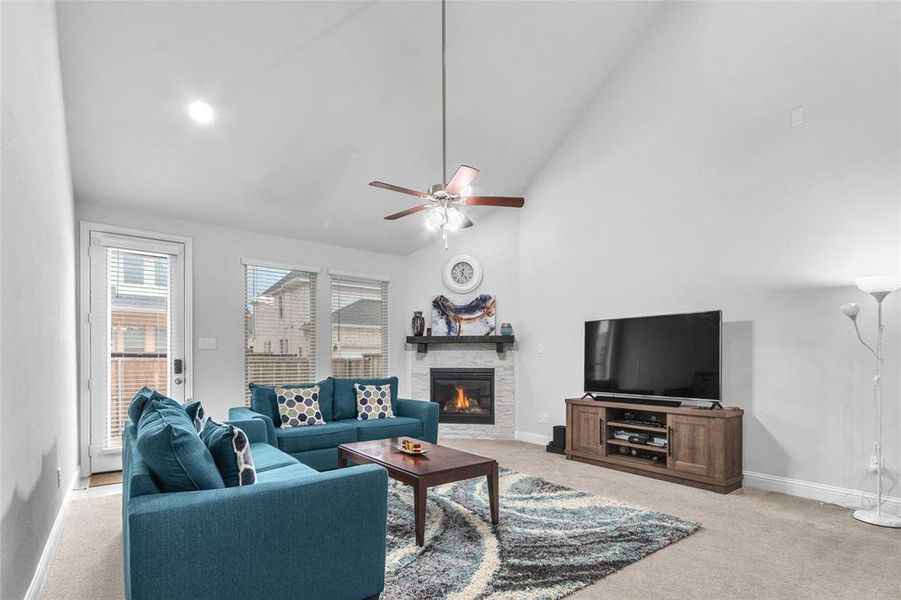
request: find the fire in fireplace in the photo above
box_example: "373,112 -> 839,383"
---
430,368 -> 495,424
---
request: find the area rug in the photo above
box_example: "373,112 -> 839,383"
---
383,469 -> 699,599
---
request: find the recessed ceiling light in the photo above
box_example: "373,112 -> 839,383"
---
188,100 -> 214,125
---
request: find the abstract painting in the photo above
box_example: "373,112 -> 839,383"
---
431,294 -> 496,336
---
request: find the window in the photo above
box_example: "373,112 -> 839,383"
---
244,263 -> 317,400
122,256 -> 144,285
123,327 -> 145,352
331,275 -> 388,378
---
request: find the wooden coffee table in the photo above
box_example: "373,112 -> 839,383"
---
338,438 -> 499,546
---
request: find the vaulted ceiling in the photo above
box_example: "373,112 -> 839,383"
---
57,1 -> 661,254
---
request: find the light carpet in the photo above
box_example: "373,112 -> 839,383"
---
43,440 -> 901,599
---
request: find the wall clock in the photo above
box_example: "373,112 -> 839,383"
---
443,254 -> 483,294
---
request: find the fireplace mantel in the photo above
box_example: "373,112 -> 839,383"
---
406,335 -> 514,354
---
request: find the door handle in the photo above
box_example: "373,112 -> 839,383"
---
173,359 -> 183,374
599,418 -> 604,446
667,427 -> 673,457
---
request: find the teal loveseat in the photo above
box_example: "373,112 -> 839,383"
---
123,408 -> 388,600
229,376 -> 439,471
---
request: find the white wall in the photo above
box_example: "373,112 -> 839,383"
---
0,2 -> 79,597
516,1 -> 900,495
398,210 -> 521,399
76,202 -> 408,421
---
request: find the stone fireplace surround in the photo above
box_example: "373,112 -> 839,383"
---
410,344 -> 514,439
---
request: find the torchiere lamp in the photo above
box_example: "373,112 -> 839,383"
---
840,275 -> 901,528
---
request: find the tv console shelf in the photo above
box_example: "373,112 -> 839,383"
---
565,398 -> 743,494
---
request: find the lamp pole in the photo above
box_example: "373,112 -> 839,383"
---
843,277 -> 901,528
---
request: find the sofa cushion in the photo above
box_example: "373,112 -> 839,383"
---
254,462 -> 320,484
276,385 -> 325,428
354,383 -> 395,421
275,421 -> 357,454
250,378 -> 335,425
353,416 -> 422,442
248,443 -> 297,473
332,377 -> 398,420
200,419 -> 257,487
128,386 -> 165,424
136,398 -> 225,492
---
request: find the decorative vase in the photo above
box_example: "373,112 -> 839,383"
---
411,311 -> 425,336
500,322 -> 513,336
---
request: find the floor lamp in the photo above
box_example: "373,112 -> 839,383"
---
840,275 -> 901,528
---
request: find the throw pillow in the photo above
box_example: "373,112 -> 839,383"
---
136,397 -> 225,492
275,386 -> 324,428
182,399 -> 206,432
354,383 -> 395,420
128,386 -> 164,424
200,419 -> 257,487
249,378 -> 335,424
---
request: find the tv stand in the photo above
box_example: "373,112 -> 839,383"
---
565,397 -> 743,493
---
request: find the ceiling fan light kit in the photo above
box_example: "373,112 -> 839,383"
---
368,0 -> 525,249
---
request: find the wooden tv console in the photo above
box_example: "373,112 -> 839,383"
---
565,397 -> 743,493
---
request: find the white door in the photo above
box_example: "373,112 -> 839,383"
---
88,232 -> 188,473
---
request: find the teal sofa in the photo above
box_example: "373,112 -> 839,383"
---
123,410 -> 388,600
229,376 -> 439,471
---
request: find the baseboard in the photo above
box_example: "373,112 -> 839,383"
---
514,430 -> 553,446
24,469 -> 80,600
743,470 -> 901,516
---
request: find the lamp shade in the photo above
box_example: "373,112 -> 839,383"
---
854,276 -> 900,294
855,275 -> 900,302
840,302 -> 860,319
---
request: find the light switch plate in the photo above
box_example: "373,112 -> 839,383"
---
791,105 -> 804,127
198,337 -> 217,350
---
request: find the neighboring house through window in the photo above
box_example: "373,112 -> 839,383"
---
122,256 -> 144,285
330,274 -> 389,378
123,327 -> 145,352
244,262 -> 317,400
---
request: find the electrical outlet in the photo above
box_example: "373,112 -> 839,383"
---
537,343 -> 544,354
869,456 -> 881,472
537,413 -> 549,425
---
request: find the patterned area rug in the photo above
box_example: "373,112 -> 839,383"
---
383,469 -> 699,599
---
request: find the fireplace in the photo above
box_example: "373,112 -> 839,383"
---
430,368 -> 495,424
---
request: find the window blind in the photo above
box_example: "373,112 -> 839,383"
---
244,264 -> 317,400
104,246 -> 173,449
330,275 -> 389,378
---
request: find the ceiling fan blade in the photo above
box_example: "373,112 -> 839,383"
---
370,181 -> 430,199
384,204 -> 430,220
444,164 -> 480,196
463,196 -> 525,208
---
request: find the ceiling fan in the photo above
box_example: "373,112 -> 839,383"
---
368,0 -> 525,249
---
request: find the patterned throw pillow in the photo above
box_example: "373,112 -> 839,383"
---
182,399 -> 206,432
275,386 -> 324,428
200,419 -> 257,487
354,383 -> 395,420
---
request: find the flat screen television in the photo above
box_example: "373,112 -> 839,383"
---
584,310 -> 721,405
